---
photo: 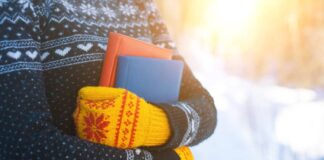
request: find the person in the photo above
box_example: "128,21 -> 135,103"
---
0,0 -> 217,159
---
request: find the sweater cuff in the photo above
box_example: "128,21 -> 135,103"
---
153,103 -> 188,149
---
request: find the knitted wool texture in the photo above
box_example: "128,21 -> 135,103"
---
0,0 -> 216,159
174,147 -> 194,160
74,86 -> 171,148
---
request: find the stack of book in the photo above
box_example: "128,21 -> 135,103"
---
99,32 -> 184,103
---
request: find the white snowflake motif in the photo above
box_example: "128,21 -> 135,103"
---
0,0 -> 8,7
61,0 -> 75,12
102,7 -> 116,19
119,4 -> 137,16
80,3 -> 97,16
146,1 -> 157,13
18,0 -> 34,13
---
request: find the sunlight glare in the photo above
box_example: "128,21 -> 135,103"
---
216,0 -> 256,31
204,0 -> 257,37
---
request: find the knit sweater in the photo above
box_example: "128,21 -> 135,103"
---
0,0 -> 217,159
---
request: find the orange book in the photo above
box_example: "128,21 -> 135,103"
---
99,32 -> 173,86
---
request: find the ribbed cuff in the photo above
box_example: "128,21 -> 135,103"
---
78,86 -> 124,100
143,104 -> 171,146
153,103 -> 188,150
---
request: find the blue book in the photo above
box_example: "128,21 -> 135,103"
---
115,56 -> 184,103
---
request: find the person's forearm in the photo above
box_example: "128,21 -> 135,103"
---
140,0 -> 217,148
156,55 -> 217,148
177,55 -> 217,145
0,70 -> 154,159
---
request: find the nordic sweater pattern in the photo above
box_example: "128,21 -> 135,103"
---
0,0 -> 217,159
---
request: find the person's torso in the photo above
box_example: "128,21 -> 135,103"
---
41,0 -> 155,135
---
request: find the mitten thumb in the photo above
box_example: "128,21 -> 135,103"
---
174,147 -> 194,160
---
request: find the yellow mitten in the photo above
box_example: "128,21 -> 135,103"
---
73,86 -> 171,149
175,147 -> 194,160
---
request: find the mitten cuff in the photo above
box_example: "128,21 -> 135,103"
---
143,104 -> 171,146
154,103 -> 188,149
78,86 -> 124,100
175,147 -> 194,160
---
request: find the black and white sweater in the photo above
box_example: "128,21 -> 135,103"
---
0,0 -> 217,159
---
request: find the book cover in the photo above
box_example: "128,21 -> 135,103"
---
99,32 -> 173,87
115,56 -> 184,103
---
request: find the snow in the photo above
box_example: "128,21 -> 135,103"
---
184,53 -> 324,160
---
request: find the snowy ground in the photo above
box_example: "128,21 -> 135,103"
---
183,53 -> 324,160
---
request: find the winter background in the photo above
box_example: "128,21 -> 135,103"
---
155,0 -> 324,160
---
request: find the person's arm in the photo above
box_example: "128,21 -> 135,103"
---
0,1 -> 179,159
157,55 -> 217,149
137,0 -> 217,148
172,55 -> 218,146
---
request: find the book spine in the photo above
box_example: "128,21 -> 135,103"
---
115,57 -> 129,88
175,62 -> 184,100
110,37 -> 123,87
99,32 -> 121,86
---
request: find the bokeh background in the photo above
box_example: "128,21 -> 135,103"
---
155,0 -> 324,159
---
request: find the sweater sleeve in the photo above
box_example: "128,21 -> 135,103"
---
0,1 -> 168,160
140,0 -> 217,149
136,0 -> 176,50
